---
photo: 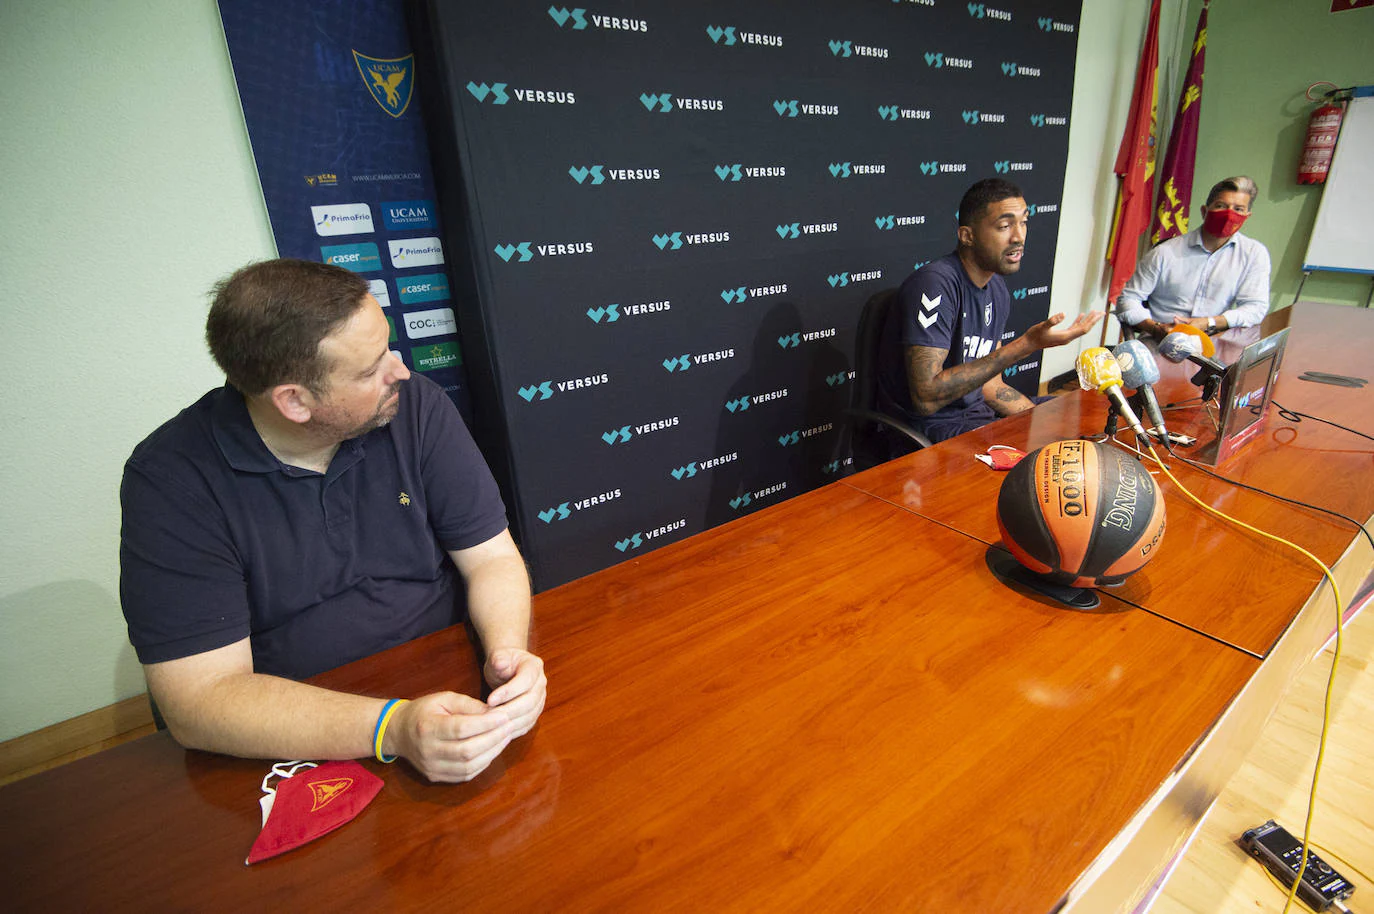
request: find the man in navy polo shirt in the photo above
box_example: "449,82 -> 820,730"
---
878,178 -> 1102,444
120,259 -> 544,783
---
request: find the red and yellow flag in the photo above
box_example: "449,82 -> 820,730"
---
1106,0 -> 1161,304
1151,5 -> 1208,244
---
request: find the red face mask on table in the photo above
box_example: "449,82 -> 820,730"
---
1202,208 -> 1248,239
246,760 -> 384,864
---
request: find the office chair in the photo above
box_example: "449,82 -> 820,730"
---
844,288 -> 933,469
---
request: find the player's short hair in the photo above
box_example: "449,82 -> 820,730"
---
958,178 -> 1025,227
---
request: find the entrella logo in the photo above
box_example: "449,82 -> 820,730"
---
586,304 -> 620,323
537,503 -> 572,523
569,165 -> 605,184
640,92 -> 673,112
706,24 -> 736,44
548,7 -> 588,29
494,242 -> 533,262
518,381 -> 554,402
466,81 -> 509,104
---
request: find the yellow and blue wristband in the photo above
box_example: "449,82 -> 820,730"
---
372,698 -> 409,763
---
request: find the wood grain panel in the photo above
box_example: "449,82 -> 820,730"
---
1,486 -> 1257,912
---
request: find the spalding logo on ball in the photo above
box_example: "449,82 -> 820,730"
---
996,439 -> 1166,588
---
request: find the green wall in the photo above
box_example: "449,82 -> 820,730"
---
1182,0 -> 1373,310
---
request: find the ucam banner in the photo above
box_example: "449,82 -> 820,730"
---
219,0 -> 473,416
408,0 -> 1082,589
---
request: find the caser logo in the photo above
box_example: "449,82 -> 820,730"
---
466,81 -> 575,105
640,92 -> 723,112
828,162 -> 886,178
967,3 -> 1012,20
494,240 -> 594,262
772,99 -> 839,117
875,214 -> 926,230
1038,17 -> 1076,32
708,25 -> 782,47
321,242 -> 381,273
569,164 -> 660,184
652,230 -> 729,251
548,7 -> 647,32
828,39 -> 889,58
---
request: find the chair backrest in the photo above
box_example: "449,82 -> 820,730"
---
850,288 -> 897,416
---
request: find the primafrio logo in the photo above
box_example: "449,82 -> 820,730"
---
1037,16 -> 1076,33
312,203 -> 374,237
640,92 -> 723,112
548,7 -> 647,32
874,214 -> 925,230
652,230 -> 730,251
466,81 -> 576,105
828,39 -> 889,59
368,279 -> 392,309
389,237 -> 444,269
828,162 -> 886,178
1001,62 -> 1042,78
353,51 -> 414,118
925,51 -> 974,69
382,200 -> 436,231
715,164 -> 786,181
321,242 -> 381,272
402,307 -> 457,340
707,25 -> 782,47
772,99 -> 839,118
397,273 -> 450,305
966,3 -> 1012,21
411,341 -> 460,372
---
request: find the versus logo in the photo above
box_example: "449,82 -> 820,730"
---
466,81 -> 575,105
1011,285 -> 1049,301
312,203 -> 374,237
877,105 -> 932,121
828,162 -> 886,178
707,25 -> 783,47
772,99 -> 839,117
913,259 -> 930,271
673,452 -> 737,480
402,307 -> 456,340
640,92 -> 723,112
828,39 -> 889,58
778,328 -> 837,348
614,519 -> 687,552
714,164 -> 786,181
961,110 -> 1005,125
776,222 -> 837,239
778,423 -> 834,446
1028,203 -> 1058,216
389,237 -> 444,269
382,200 -> 436,231
721,283 -> 786,303
538,488 -> 623,523
1029,114 -> 1068,127
548,7 -> 647,32
1003,358 -> 1040,378
652,230 -> 730,251
411,341 -> 461,372
517,372 -> 611,403
918,161 -> 967,175
601,415 -> 679,445
828,271 -> 882,288
494,241 -> 594,262
663,348 -> 735,372
925,51 -> 974,68
822,457 -> 854,475
1001,62 -> 1042,78
321,242 -> 381,273
966,3 -> 1012,20
1037,16 -> 1076,32
353,51 -> 414,118
730,482 -> 787,511
569,165 -> 660,184
993,161 -> 1034,173
874,215 -> 925,230
826,371 -> 856,387
398,274 -> 450,306
725,388 -> 788,413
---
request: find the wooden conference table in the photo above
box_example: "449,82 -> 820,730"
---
3,303 -> 1370,912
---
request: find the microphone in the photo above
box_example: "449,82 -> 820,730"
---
1168,322 -> 1216,358
1112,339 -> 1168,435
1076,347 -> 1149,439
1159,331 -> 1227,378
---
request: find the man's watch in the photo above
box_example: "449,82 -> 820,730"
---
1206,316 -> 1217,332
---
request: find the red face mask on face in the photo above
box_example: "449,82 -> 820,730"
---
1202,207 -> 1248,239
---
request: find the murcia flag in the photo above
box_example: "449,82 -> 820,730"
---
1151,6 -> 1208,244
1106,0 -> 1160,304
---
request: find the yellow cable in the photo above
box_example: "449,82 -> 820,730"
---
1141,443 -> 1345,914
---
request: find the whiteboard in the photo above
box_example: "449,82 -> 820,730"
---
1303,90 -> 1374,274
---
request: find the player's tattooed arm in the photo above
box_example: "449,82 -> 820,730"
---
905,344 -> 1027,416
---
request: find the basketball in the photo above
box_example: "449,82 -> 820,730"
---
996,439 -> 1166,588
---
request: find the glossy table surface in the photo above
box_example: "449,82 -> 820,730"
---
2,304 -> 1368,912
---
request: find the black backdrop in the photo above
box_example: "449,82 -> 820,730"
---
409,0 -> 1082,589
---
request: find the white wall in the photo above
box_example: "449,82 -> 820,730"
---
0,0 -> 1157,741
0,1 -> 274,741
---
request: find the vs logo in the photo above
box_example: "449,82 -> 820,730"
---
773,99 -> 800,117
640,93 -> 673,112
569,165 -> 606,184
465,81 -> 509,104
518,381 -> 554,402
715,164 -> 743,181
967,3 -> 986,17
828,40 -> 853,57
706,25 -> 737,45
1012,288 -> 1027,300
586,304 -> 621,323
877,105 -> 900,121
775,223 -> 801,239
919,161 -> 939,175
1001,61 -> 1018,76
828,162 -> 852,178
924,52 -> 943,68
652,232 -> 683,251
729,493 -> 752,510
961,110 -> 981,124
1029,114 -> 1047,127
875,215 -> 895,230
548,7 -> 588,29
494,242 -> 533,262
538,503 -> 572,523
777,333 -> 801,349
721,287 -> 747,304
827,273 -> 850,287
671,463 -> 698,480
994,160 -> 1010,174
662,355 -> 691,373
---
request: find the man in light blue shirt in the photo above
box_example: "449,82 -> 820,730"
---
1117,176 -> 1271,345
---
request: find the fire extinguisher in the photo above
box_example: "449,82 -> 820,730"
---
1297,83 -> 1347,185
